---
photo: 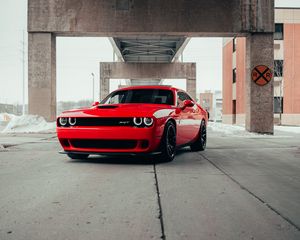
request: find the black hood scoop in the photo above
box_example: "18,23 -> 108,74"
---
97,105 -> 119,109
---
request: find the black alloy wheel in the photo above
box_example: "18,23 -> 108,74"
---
190,120 -> 206,151
159,121 -> 176,162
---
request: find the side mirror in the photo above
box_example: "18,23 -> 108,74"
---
182,100 -> 194,109
92,101 -> 99,106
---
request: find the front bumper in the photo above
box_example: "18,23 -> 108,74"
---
59,150 -> 161,156
56,126 -> 163,153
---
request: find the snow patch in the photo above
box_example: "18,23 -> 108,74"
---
275,125 -> 300,134
208,122 -> 254,136
0,113 -> 14,122
208,122 -> 300,136
1,114 -> 55,133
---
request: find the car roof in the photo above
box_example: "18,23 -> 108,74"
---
116,85 -> 182,92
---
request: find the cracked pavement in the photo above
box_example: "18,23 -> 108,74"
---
0,130 -> 300,240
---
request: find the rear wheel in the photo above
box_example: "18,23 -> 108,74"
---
159,121 -> 176,162
190,120 -> 206,151
67,153 -> 89,160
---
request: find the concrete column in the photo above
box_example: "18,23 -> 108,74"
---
100,77 -> 109,101
100,63 -> 110,101
245,33 -> 274,134
28,33 -> 56,121
186,79 -> 196,100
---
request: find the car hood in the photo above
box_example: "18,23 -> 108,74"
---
59,104 -> 174,118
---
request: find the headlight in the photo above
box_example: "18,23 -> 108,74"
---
133,117 -> 143,126
143,117 -> 154,126
59,117 -> 68,126
69,117 -> 76,126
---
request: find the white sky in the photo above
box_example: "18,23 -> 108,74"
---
0,0 -> 299,104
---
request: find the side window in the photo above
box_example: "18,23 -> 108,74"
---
177,91 -> 192,106
177,92 -> 185,106
108,92 -> 126,104
183,92 -> 193,101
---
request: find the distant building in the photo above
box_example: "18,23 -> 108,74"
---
199,91 -> 222,122
214,90 -> 223,122
0,103 -> 24,115
200,91 -> 213,114
222,8 -> 300,126
57,100 -> 93,115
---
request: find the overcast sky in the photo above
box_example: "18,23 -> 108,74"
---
0,0 -> 299,104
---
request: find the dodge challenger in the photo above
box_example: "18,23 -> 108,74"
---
56,86 -> 208,161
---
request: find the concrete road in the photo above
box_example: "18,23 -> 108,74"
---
0,129 -> 300,240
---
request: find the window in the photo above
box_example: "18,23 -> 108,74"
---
274,60 -> 283,77
232,100 -> 236,124
274,23 -> 284,40
233,68 -> 237,83
274,97 -> 283,113
102,89 -> 174,105
177,91 -> 193,107
233,37 -> 237,52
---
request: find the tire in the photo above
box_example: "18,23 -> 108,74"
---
190,120 -> 207,151
158,121 -> 176,162
67,153 -> 89,160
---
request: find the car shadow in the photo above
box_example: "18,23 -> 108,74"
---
67,147 -> 192,165
68,155 -> 156,165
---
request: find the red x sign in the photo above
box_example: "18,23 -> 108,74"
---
251,65 -> 272,86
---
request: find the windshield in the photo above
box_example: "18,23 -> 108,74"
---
101,89 -> 174,105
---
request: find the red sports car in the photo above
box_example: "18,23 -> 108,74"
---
56,86 -> 208,161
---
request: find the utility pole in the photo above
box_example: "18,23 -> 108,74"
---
91,73 -> 95,102
22,30 -> 26,115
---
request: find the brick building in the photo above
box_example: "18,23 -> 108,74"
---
222,8 -> 300,126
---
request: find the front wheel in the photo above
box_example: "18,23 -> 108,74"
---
67,153 -> 89,160
190,120 -> 206,151
159,121 -> 176,162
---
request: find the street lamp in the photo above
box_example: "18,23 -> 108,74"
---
91,73 -> 95,102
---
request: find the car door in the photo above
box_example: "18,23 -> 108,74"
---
175,91 -> 195,145
184,92 -> 202,140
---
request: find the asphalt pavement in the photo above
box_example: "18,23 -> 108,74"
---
0,129 -> 300,240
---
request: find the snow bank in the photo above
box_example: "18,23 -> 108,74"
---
208,122 -> 256,137
0,113 -> 14,122
209,122 -> 300,136
1,114 -> 55,133
275,125 -> 300,134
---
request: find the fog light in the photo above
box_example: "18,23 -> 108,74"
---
143,117 -> 154,126
59,139 -> 70,147
133,117 -> 143,126
59,117 -> 68,126
141,140 -> 149,149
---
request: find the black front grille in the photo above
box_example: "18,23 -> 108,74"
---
76,118 -> 134,127
70,139 -> 137,149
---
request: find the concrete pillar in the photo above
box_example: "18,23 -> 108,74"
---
245,33 -> 274,134
100,64 -> 110,101
100,77 -> 109,101
28,33 -> 56,121
186,79 -> 196,100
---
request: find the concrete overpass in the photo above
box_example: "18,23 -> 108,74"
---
28,0 -> 274,134
101,36 -> 194,101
